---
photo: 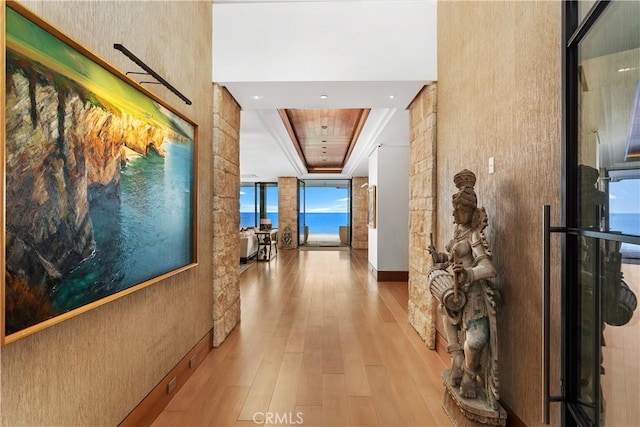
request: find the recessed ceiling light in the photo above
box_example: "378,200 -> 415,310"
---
252,95 -> 262,100
320,94 -> 328,99
389,95 -> 395,99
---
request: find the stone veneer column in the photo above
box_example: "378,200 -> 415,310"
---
212,83 -> 241,347
408,83 -> 438,349
351,177 -> 369,249
278,177 -> 298,248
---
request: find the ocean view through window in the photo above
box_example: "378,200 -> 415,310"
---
609,178 -> 640,260
240,180 -> 352,245
240,183 -> 278,228
298,180 -> 351,245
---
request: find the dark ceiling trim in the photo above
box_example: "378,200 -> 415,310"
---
307,166 -> 343,173
342,108 -> 370,167
277,109 -> 309,169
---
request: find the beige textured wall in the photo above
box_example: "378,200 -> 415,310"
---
212,84 -> 241,347
278,177 -> 298,249
407,84 -> 437,349
437,2 -> 563,425
1,1 -> 214,425
351,177 -> 369,249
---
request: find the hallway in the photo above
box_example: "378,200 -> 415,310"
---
152,249 -> 450,426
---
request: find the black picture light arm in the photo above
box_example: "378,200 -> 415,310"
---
114,43 -> 192,105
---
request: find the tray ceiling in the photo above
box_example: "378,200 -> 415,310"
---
279,108 -> 370,173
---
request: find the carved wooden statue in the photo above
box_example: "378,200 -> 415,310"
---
428,169 -> 505,426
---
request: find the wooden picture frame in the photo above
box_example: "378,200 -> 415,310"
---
2,2 -> 198,343
368,185 -> 376,228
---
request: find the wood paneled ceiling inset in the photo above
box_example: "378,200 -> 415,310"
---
279,108 -> 370,173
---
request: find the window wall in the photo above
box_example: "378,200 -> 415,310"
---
239,182 -> 278,229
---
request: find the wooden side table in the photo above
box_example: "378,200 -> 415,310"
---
255,229 -> 278,261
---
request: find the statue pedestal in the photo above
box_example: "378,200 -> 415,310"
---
441,370 -> 507,427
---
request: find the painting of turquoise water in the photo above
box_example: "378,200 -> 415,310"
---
3,4 -> 196,342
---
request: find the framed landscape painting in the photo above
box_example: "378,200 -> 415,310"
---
2,2 -> 198,343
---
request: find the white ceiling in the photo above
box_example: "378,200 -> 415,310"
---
212,0 -> 438,182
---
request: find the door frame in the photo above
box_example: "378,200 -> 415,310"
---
560,1 -> 640,425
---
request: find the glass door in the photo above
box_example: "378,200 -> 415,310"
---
298,179 -> 306,246
239,183 -> 258,229
346,181 -> 352,247
297,179 -> 351,247
562,1 -> 640,425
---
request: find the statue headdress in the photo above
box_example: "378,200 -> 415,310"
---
454,169 -> 476,190
452,169 -> 477,209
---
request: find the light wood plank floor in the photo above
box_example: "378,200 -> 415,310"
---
602,261 -> 640,427
152,249 -> 450,427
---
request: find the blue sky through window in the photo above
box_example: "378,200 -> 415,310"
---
239,185 -> 255,213
303,187 -> 349,213
240,185 -> 349,213
609,179 -> 640,213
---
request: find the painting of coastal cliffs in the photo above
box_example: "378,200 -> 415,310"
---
2,4 -> 197,343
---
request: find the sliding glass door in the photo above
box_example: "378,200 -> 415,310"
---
298,180 -> 307,245
560,2 -> 640,425
297,179 -> 351,247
